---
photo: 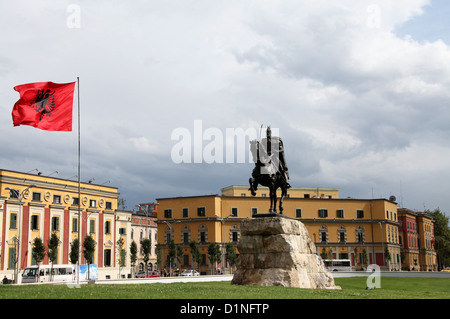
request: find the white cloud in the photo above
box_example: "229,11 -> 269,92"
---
1,0 -> 449,214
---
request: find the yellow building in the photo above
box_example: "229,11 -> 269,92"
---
156,185 -> 408,274
0,169 -> 132,281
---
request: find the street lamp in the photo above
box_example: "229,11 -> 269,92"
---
5,185 -> 36,284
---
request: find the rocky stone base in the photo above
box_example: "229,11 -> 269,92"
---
231,215 -> 340,289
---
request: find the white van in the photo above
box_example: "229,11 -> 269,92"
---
22,264 -> 98,283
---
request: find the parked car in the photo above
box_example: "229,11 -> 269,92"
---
148,271 -> 160,278
441,268 -> 450,272
135,271 -> 160,278
181,270 -> 200,276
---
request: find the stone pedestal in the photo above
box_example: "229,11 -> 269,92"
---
231,214 -> 340,289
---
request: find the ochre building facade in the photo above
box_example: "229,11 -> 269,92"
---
156,185 -> 437,273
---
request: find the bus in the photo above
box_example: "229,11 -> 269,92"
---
22,264 -> 98,283
323,259 -> 352,272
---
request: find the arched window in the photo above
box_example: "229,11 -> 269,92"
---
181,225 -> 191,244
230,224 -> 240,243
338,225 -> 347,243
198,224 -> 208,244
319,225 -> 328,243
356,226 -> 365,243
164,226 -> 173,244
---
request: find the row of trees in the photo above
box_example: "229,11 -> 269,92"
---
129,238 -> 238,277
31,233 -> 96,281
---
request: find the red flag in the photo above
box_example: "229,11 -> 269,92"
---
12,81 -> 76,131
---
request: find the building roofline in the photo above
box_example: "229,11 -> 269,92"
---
0,168 -> 118,192
156,194 -> 220,201
220,185 -> 340,192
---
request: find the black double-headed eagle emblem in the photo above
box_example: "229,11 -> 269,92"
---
29,89 -> 56,121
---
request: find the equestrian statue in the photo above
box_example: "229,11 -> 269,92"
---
249,126 -> 291,214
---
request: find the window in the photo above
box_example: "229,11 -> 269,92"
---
119,228 -> 126,235
200,232 -> 206,243
30,215 -> 38,230
183,255 -> 189,266
197,207 -> 206,217
164,209 -> 173,218
8,247 -> 16,269
336,209 -> 344,218
72,197 -> 79,206
51,216 -> 60,232
231,207 -> 238,217
251,208 -> 258,216
318,209 -> 328,218
72,218 -> 78,233
356,210 -> 364,218
319,226 -> 328,243
53,195 -> 61,204
356,226 -> 365,243
105,221 -> 111,234
105,201 -> 112,209
182,208 -> 189,218
10,213 -> 17,229
304,194 -> 310,198
295,208 -> 302,218
201,254 -> 207,266
89,199 -> 96,208
337,225 -> 347,243
89,219 -> 95,234
104,249 -> 111,267
32,192 -> 41,201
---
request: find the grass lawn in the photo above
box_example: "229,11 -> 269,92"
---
0,277 -> 449,299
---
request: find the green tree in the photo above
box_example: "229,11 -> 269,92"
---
176,244 -> 183,274
117,237 -> 126,278
141,238 -> 151,277
427,208 -> 450,269
83,235 -> 96,280
47,233 -> 59,281
130,240 -> 138,277
32,237 -> 46,282
384,246 -> 391,269
69,238 -> 79,265
225,243 -> 237,273
168,240 -> 177,271
189,240 -> 202,272
208,242 -> 221,274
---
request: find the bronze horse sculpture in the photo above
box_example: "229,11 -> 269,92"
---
248,128 -> 290,214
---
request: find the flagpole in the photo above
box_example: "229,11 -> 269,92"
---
77,76 -> 81,285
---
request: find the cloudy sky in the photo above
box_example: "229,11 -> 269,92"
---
1,0 -> 449,214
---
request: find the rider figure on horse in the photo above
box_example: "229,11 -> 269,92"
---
250,126 -> 291,196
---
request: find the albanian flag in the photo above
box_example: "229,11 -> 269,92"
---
12,81 -> 76,131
